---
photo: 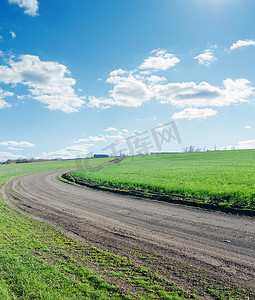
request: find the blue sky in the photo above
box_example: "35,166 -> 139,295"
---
0,0 -> 255,161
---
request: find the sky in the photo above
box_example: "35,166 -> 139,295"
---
0,0 -> 255,161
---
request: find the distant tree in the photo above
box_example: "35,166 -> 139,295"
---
189,146 -> 195,152
183,146 -> 196,153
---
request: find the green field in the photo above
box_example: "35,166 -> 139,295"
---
0,158 -> 111,187
71,150 -> 255,209
0,158 -> 191,299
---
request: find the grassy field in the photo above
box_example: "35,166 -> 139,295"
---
0,158 -> 111,187
0,158 -> 191,299
71,150 -> 255,209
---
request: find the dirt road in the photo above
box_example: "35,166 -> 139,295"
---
2,169 -> 255,294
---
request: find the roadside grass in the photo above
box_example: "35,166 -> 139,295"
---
0,201 -> 129,299
0,158 -> 191,299
70,150 -> 255,209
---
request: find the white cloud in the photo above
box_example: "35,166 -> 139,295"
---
244,125 -> 252,129
0,88 -> 14,98
89,76 -> 254,111
236,139 -> 255,149
109,68 -> 128,76
87,49 -> 254,115
172,108 -> 218,120
75,132 -> 125,144
38,144 -> 91,160
38,149 -> 77,160
0,54 -> 85,113
135,116 -> 157,123
8,147 -> 23,151
147,75 -> 167,84
194,49 -> 217,66
104,127 -> 118,132
8,0 -> 39,17
10,31 -> 16,39
90,74 -> 153,108
139,71 -> 150,75
76,135 -> 107,143
0,99 -> 11,109
0,152 -> 25,162
65,144 -> 93,152
108,75 -> 152,107
139,49 -> 180,71
153,78 -> 254,108
230,39 -> 255,51
87,96 -> 114,109
0,88 -> 13,109
0,141 -> 35,148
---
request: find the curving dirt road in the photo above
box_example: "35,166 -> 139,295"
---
2,168 -> 255,294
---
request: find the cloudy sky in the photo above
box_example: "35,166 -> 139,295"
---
0,0 -> 255,161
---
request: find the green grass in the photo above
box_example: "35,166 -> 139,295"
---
0,158 -> 189,299
0,157 -> 111,187
0,202 -> 130,299
71,150 -> 255,208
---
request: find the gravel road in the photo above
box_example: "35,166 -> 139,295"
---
2,169 -> 255,293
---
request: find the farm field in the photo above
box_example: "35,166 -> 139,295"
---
0,157 -> 112,187
0,158 -> 191,299
71,150 -> 255,211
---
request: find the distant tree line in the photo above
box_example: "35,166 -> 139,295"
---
1,158 -> 61,165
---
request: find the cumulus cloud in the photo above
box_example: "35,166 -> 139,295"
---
89,75 -> 254,113
10,31 -> 16,39
88,49 -> 178,109
87,96 -> 114,109
0,152 -> 26,162
230,39 -> 255,51
236,139 -> 255,149
89,74 -> 153,108
147,75 -> 167,84
109,68 -> 128,76
75,133 -> 125,144
0,99 -> 11,109
74,128 -> 131,146
104,127 -> 118,132
8,147 -> 23,151
8,0 -> 39,16
172,108 -> 218,120
0,88 -> 13,109
194,49 -> 217,66
153,78 -> 254,108
139,49 -> 180,71
76,135 -> 107,143
0,141 -> 35,147
0,54 -> 85,112
38,144 -> 91,160
87,48 -> 254,118
107,75 -> 152,107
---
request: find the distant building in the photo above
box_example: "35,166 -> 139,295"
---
93,154 -> 110,159
150,152 -> 178,155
